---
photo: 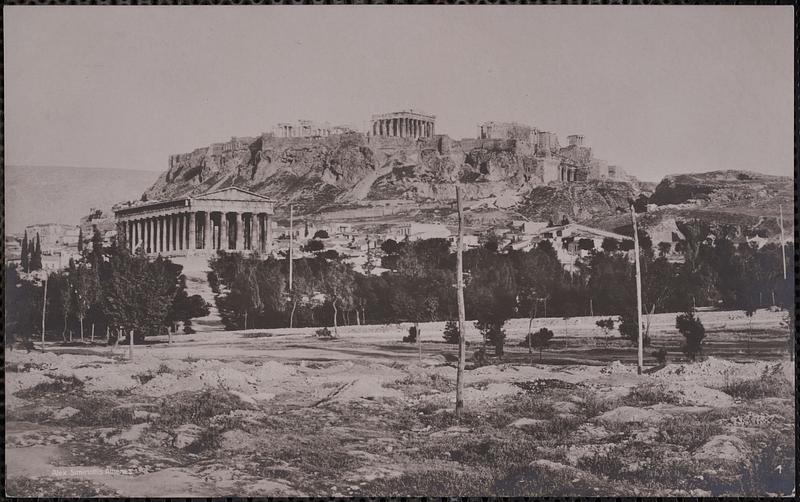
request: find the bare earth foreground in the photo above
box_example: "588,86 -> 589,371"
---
5,310 -> 795,497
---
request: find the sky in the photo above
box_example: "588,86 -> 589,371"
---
4,6 -> 794,181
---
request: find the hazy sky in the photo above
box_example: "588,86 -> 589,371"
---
4,6 -> 793,181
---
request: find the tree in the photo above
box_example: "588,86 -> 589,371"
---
596,318 -> 615,335
577,238 -> 595,251
601,237 -> 619,253
443,320 -> 460,344
30,233 -> 43,271
381,238 -> 399,255
90,226 -> 104,265
102,254 -> 178,344
21,230 -> 29,272
304,239 -> 324,253
319,260 -> 356,336
676,307 -> 705,361
527,327 -> 554,361
313,229 -> 329,239
78,227 -> 84,253
73,262 -> 99,340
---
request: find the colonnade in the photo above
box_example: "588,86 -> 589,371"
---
560,165 -> 578,182
372,116 -> 434,138
118,210 -> 273,256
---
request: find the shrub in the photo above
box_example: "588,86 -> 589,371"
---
596,317 -> 615,335
442,320 -> 460,344
523,328 -> 554,361
652,347 -> 668,365
475,320 -> 506,357
676,308 -> 705,361
313,230 -> 329,239
315,326 -> 333,339
472,347 -> 489,367
403,326 -> 417,343
619,313 -> 650,346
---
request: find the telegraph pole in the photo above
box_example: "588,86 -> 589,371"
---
631,204 -> 644,374
288,204 -> 294,290
41,273 -> 48,353
779,205 -> 787,280
455,186 -> 467,419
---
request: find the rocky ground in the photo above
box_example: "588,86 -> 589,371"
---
5,312 -> 796,497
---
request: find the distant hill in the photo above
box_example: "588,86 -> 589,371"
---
5,165 -> 158,235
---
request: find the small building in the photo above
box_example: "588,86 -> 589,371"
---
392,222 -> 451,241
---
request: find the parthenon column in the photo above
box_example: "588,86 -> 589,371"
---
177,214 -> 184,251
156,217 -> 162,253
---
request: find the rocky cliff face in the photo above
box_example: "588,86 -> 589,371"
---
142,133 -> 598,217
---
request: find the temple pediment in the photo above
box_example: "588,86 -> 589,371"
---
192,187 -> 273,202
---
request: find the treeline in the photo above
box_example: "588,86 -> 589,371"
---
5,229 -> 209,347
210,220 -> 793,345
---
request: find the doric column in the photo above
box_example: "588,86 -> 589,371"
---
147,218 -> 153,254
177,213 -> 184,251
188,212 -> 196,251
155,216 -> 161,253
235,212 -> 243,250
220,213 -> 229,250
165,214 -> 171,252
265,214 -> 273,254
202,212 -> 210,251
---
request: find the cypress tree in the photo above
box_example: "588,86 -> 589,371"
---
31,233 -> 43,270
77,228 -> 84,253
21,230 -> 29,272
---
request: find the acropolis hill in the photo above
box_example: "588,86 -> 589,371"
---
140,113 -> 648,226
137,112 -> 791,237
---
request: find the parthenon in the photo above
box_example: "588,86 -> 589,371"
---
114,187 -> 275,257
371,110 -> 435,139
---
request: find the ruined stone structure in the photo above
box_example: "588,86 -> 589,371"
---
275,120 -> 354,138
114,187 -> 274,257
477,121 -> 536,142
371,110 -> 435,139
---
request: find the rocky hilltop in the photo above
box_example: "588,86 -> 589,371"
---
142,133 -> 643,223
139,133 -> 792,239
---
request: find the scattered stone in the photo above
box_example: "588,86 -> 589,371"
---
52,406 -> 80,419
510,418 -> 548,429
595,406 -> 666,425
551,401 -> 580,414
173,424 -> 203,449
694,435 -> 750,463
107,423 -> 150,446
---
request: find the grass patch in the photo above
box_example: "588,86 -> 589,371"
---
155,388 -> 253,427
360,468 -> 494,496
60,395 -> 138,427
15,375 -> 85,398
721,368 -> 793,400
384,372 -> 455,393
660,415 -> 723,450
624,382 -> 681,406
6,477 -> 117,497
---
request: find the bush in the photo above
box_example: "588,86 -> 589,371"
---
619,313 -> 650,346
596,317 -> 615,335
442,320 -> 460,344
676,308 -> 705,361
472,347 -> 489,367
652,347 -> 668,365
315,326 -> 333,339
475,320 -> 506,357
403,326 -> 417,343
313,230 -> 329,239
523,328 -> 554,361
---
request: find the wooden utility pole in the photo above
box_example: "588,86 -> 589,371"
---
455,186 -> 467,419
631,205 -> 644,374
41,273 -> 48,353
129,329 -> 134,360
779,205 -> 787,280
288,204 -> 294,290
